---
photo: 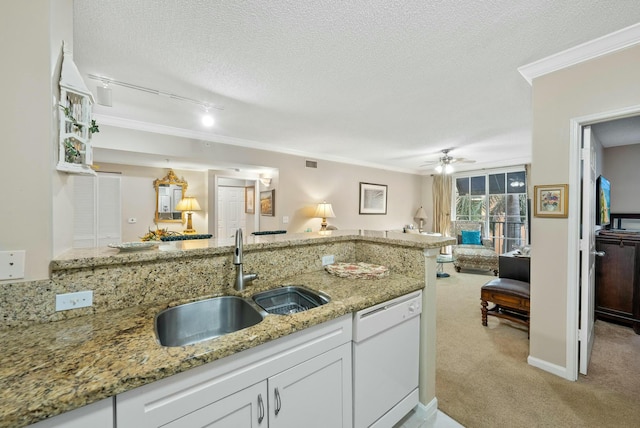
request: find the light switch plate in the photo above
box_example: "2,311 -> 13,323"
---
0,250 -> 26,280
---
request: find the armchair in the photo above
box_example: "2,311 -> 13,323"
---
450,221 -> 498,275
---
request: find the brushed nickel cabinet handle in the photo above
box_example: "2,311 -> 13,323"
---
257,393 -> 264,423
274,387 -> 281,415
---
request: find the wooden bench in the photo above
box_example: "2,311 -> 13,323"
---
481,278 -> 530,333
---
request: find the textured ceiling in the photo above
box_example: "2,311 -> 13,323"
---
73,1 -> 640,173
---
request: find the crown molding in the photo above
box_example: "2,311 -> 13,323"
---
92,114 -> 418,174
518,22 -> 640,85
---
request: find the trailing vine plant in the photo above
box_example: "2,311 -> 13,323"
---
59,104 -> 100,135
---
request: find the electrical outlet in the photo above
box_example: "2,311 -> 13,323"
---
282,216 -> 289,224
0,250 -> 26,280
322,255 -> 335,266
56,291 -> 93,311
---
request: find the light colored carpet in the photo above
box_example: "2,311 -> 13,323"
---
435,265 -> 640,428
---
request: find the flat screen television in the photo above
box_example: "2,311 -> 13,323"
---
596,175 -> 611,226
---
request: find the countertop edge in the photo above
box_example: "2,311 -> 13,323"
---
50,231 -> 456,270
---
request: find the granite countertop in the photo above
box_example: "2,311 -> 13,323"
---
0,269 -> 423,428
50,230 -> 455,270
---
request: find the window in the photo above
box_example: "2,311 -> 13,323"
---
455,170 -> 528,253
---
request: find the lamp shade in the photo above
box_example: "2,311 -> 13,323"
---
314,202 -> 336,219
176,196 -> 201,212
414,206 -> 427,220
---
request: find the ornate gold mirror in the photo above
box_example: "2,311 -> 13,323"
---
154,170 -> 188,223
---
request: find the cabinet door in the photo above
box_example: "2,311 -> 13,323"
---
268,343 -> 352,428
595,239 -> 636,317
162,381 -> 267,428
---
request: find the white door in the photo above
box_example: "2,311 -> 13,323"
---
73,174 -> 121,248
579,125 -> 597,375
218,186 -> 246,238
97,175 -> 122,247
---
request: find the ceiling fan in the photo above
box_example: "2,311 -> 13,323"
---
420,149 -> 475,173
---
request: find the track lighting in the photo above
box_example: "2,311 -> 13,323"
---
96,81 -> 112,107
87,74 -> 223,126
201,107 -> 214,127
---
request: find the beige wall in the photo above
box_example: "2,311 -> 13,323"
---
603,143 -> 640,213
1,1 -> 69,281
531,45 -> 640,369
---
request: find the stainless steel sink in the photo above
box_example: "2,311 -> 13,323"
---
155,296 -> 266,347
252,286 -> 330,315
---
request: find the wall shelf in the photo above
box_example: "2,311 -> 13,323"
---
57,42 -> 97,176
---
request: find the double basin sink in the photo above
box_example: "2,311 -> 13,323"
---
155,286 -> 330,347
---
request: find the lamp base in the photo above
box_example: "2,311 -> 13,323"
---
184,212 -> 196,234
320,218 -> 328,231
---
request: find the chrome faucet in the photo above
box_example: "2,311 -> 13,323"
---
234,228 -> 258,291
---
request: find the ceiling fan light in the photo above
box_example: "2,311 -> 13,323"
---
444,164 -> 454,174
435,164 -> 443,173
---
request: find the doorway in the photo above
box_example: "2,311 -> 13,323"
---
214,176 -> 258,238
570,106 -> 640,379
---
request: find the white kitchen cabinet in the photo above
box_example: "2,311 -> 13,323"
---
163,381 -> 268,427
116,315 -> 352,428
159,343 -> 351,428
269,343 -> 351,428
28,397 -> 113,428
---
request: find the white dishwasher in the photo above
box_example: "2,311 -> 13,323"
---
352,290 -> 422,428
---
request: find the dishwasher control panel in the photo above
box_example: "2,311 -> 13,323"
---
352,290 -> 422,342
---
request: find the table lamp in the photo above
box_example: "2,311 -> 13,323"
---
176,196 -> 201,234
314,202 -> 336,231
414,206 -> 428,232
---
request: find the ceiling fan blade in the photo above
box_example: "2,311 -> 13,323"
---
419,160 -> 439,166
450,158 -> 476,164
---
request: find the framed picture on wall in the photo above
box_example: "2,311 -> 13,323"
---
245,186 -> 255,214
359,182 -> 387,215
534,184 -> 568,218
260,190 -> 275,216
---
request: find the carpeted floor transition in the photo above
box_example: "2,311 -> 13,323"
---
435,265 -> 640,428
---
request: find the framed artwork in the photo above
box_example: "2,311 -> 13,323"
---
534,184 -> 568,218
260,189 -> 275,216
359,182 -> 388,215
245,186 -> 255,214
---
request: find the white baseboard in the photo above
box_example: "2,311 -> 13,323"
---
528,355 -> 572,379
418,397 -> 439,421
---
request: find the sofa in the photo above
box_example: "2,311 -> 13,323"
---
450,220 -> 499,275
